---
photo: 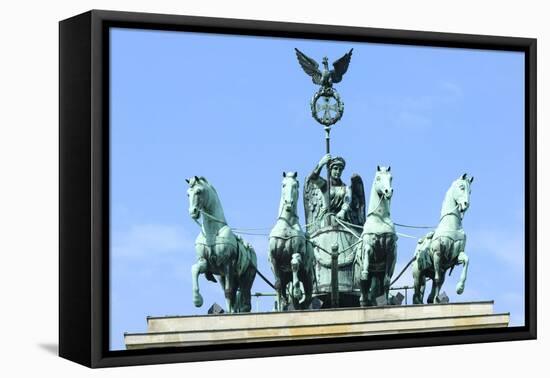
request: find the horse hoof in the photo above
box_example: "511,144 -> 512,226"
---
193,293 -> 204,307
456,284 -> 464,295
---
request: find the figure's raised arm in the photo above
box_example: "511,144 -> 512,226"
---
309,154 -> 331,189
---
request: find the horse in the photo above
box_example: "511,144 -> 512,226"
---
412,173 -> 473,304
186,176 -> 257,313
269,172 -> 315,311
358,166 -> 397,307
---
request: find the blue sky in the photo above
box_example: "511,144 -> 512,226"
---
109,28 -> 525,350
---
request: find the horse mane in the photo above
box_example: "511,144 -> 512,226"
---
197,177 -> 227,223
277,191 -> 285,219
367,177 -> 379,215
367,171 -> 391,216
278,175 -> 299,223
440,179 -> 460,219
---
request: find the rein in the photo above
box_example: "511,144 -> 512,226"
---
439,203 -> 462,222
192,209 -> 276,289
273,189 -> 301,237
366,192 -> 384,217
276,215 -> 299,228
333,216 -> 362,239
192,209 -> 227,236
200,209 -> 226,224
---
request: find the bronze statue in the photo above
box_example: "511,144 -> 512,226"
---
412,174 -> 473,304
295,48 -> 352,126
358,166 -> 397,306
269,172 -> 315,311
295,48 -> 353,91
180,48 -> 478,313
304,154 -> 365,301
186,176 -> 257,313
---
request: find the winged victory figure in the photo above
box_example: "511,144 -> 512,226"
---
304,154 -> 365,236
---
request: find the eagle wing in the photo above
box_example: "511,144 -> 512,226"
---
331,48 -> 353,84
295,48 -> 322,85
304,175 -> 325,235
349,173 -> 366,226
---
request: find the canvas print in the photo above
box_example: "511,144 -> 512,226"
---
109,27 -> 525,351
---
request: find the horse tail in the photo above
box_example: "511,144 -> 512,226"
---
235,241 -> 258,312
235,238 -> 256,277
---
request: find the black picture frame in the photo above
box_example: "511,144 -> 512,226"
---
59,9 -> 537,368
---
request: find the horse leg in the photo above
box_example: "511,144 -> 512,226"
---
302,269 -> 314,309
269,238 -> 283,311
239,275 -> 252,313
231,285 -> 239,313
300,241 -> 314,309
223,264 -> 236,313
279,238 -> 291,310
281,273 -> 291,310
373,275 -> 384,303
218,275 -> 226,305
384,237 -> 397,299
431,240 -> 443,303
359,243 -> 372,307
240,290 -> 251,313
456,251 -> 469,295
428,274 -> 446,304
427,279 -> 437,303
191,257 -> 207,307
364,276 -> 374,306
294,238 -> 308,307
436,274 -> 446,303
291,252 -> 303,307
419,276 -> 426,301
412,260 -> 424,304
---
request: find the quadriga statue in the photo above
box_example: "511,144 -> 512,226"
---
358,166 -> 397,306
304,154 -> 365,305
186,176 -> 257,313
412,173 -> 473,304
269,172 -> 315,311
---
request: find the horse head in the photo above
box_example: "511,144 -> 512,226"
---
186,176 -> 211,220
280,172 -> 299,216
374,165 -> 393,200
451,173 -> 474,214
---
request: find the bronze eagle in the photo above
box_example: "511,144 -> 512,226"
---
295,48 -> 353,88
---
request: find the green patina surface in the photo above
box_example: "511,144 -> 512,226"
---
184,49 -> 473,312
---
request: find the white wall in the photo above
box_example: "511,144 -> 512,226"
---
0,0 -> 546,376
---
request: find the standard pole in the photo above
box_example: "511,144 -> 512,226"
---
325,126 -> 332,226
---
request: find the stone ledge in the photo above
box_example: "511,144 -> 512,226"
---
124,301 -> 508,350
146,301 -> 495,333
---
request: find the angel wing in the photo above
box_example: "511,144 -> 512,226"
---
295,48 -> 322,85
349,173 -> 365,226
331,48 -> 353,84
304,176 -> 326,235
